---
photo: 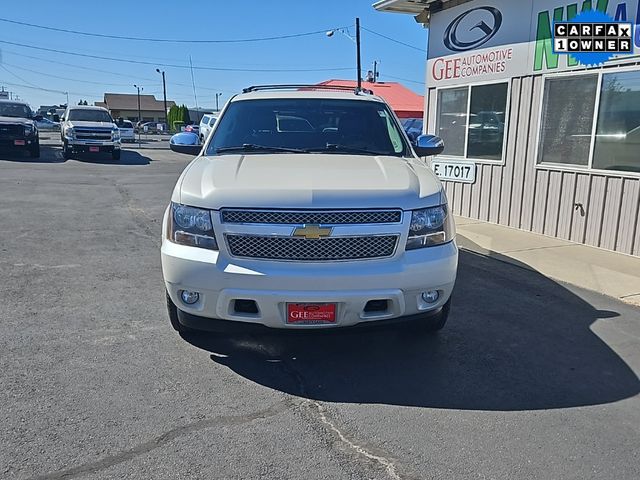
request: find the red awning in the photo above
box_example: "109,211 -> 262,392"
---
317,80 -> 424,119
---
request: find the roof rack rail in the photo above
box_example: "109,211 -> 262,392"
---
241,84 -> 374,95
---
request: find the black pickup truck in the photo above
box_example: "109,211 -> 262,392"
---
0,100 -> 40,158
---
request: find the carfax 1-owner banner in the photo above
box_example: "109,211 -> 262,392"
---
427,0 -> 640,86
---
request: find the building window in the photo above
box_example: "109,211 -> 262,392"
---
593,70 -> 640,173
538,74 -> 598,167
436,82 -> 509,161
538,68 -> 640,174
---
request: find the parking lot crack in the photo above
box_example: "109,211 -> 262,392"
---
27,400 -> 291,480
280,359 -> 407,480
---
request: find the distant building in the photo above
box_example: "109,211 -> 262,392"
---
95,93 -> 176,123
317,79 -> 424,120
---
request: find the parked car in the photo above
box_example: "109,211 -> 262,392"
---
116,119 -> 135,142
60,105 -> 121,160
162,85 -> 455,335
35,117 -> 60,132
184,124 -> 200,135
198,114 -> 218,142
0,99 -> 40,158
402,118 -> 423,143
136,122 -> 166,134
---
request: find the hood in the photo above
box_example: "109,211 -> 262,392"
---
176,154 -> 444,210
67,121 -> 115,128
0,116 -> 33,126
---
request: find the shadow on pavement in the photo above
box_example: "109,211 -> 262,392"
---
70,149 -> 152,165
0,144 -> 66,164
182,249 -> 640,412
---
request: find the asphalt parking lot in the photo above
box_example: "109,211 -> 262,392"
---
1,140 -> 639,480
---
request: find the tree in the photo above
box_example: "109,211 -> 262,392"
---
167,104 -> 191,132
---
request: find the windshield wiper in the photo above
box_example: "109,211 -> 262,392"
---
309,144 -> 391,156
216,144 -> 309,154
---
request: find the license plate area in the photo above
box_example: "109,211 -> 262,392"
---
89,146 -> 100,152
286,303 -> 336,325
14,140 -> 25,146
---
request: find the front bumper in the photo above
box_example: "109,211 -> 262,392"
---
162,236 -> 458,330
65,138 -> 120,152
0,136 -> 37,150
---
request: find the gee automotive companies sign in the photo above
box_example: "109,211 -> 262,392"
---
427,0 -> 640,86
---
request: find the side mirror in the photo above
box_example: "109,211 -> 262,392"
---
55,115 -> 62,122
169,132 -> 202,155
414,134 -> 445,157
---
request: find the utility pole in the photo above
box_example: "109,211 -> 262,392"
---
133,84 -> 143,144
215,93 -> 222,112
156,69 -> 167,126
356,17 -> 362,90
373,61 -> 378,83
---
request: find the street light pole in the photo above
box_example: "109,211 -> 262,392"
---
326,19 -> 362,91
356,17 -> 362,90
133,84 -> 143,143
215,92 -> 222,112
156,69 -> 167,125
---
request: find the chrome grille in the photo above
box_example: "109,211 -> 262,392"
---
226,235 -> 399,261
221,209 -> 402,225
75,128 -> 112,141
0,124 -> 23,136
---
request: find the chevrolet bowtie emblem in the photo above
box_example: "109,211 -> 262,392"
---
292,224 -> 333,240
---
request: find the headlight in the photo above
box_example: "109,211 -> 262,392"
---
169,203 -> 218,250
64,126 -> 74,138
24,124 -> 34,136
406,205 -> 454,250
112,128 -> 120,140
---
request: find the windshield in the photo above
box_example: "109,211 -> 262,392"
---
206,98 -> 409,157
67,109 -> 113,122
0,102 -> 31,118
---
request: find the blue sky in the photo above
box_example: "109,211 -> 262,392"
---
0,0 -> 427,110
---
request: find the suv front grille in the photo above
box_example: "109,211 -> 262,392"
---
226,235 -> 399,261
221,209 -> 402,225
75,128 -> 112,141
0,125 -> 23,137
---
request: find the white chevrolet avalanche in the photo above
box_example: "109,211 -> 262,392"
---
161,85 -> 457,334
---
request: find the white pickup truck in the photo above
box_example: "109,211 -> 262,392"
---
162,85 -> 457,334
60,105 -> 121,160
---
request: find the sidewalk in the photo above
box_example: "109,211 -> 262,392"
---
455,216 -> 640,307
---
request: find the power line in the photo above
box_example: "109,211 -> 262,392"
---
361,27 -> 425,53
2,62 -> 160,88
0,17 -> 348,44
0,40 -> 353,73
2,50 -> 235,94
382,74 -> 425,85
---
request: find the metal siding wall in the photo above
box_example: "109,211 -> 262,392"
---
557,173 -> 577,241
584,176 -> 608,247
617,179 -> 640,254
600,177 -> 624,252
570,174 -> 591,244
544,171 -> 564,237
519,77 -> 542,231
498,77 -> 522,224
426,72 -> 640,256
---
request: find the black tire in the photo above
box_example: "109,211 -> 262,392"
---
166,290 -> 189,333
29,143 -> 40,158
62,141 -> 72,160
408,297 -> 451,333
112,149 -> 121,161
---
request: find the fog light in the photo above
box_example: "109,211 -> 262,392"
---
180,290 -> 199,305
421,291 -> 439,304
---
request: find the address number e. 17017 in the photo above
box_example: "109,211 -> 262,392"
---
431,160 -> 476,184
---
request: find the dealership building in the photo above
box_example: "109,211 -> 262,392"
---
375,0 -> 640,257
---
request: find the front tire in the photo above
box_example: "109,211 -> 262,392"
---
409,297 -> 451,333
166,290 -> 190,333
62,141 -> 72,160
112,149 -> 121,161
29,143 -> 40,158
